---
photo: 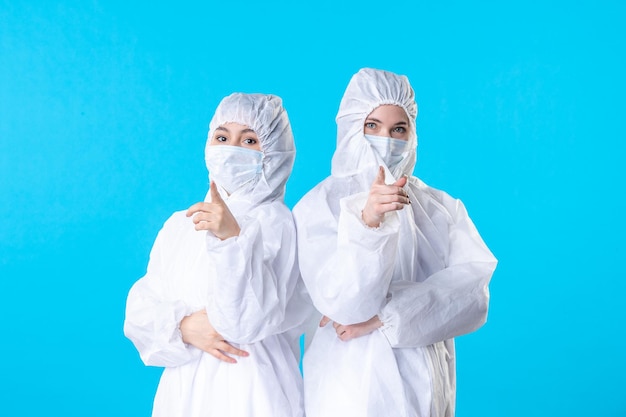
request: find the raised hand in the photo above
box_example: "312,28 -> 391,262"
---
180,309 -> 249,364
186,181 -> 241,240
361,166 -> 410,228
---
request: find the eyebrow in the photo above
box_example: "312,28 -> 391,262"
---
365,117 -> 408,125
215,126 -> 256,135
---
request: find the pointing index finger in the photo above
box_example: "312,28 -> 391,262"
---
374,165 -> 385,185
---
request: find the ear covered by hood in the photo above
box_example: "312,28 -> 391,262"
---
331,68 -> 418,181
205,93 -> 295,206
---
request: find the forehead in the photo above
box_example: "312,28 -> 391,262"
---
366,105 -> 409,123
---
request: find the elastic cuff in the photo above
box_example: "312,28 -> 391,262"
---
377,322 -> 398,346
360,210 -> 382,230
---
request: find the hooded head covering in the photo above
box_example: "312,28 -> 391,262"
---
205,93 -> 295,206
331,68 -> 418,182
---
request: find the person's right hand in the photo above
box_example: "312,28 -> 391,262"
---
361,166 -> 410,227
186,181 -> 240,240
180,309 -> 249,364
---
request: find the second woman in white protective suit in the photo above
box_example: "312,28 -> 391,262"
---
124,93 -> 310,417
293,68 -> 498,417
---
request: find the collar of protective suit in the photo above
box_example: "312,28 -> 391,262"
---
204,93 -> 295,209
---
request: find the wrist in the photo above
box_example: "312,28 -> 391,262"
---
370,315 -> 383,330
179,317 -> 190,344
216,224 -> 241,240
361,210 -> 382,228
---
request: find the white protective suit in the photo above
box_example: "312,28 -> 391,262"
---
124,93 -> 311,417
293,69 -> 498,417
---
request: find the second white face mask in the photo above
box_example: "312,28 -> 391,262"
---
364,134 -> 409,169
206,146 -> 263,195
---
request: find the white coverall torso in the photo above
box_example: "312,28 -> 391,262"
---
125,203 -> 307,417
124,93 -> 310,417
293,68 -> 497,417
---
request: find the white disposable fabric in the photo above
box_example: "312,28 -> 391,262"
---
124,93 -> 311,417
293,68 -> 497,417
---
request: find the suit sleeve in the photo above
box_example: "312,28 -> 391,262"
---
378,198 -> 497,348
123,218 -> 201,367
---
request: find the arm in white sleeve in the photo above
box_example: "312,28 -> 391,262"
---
295,191 -> 400,325
378,199 -> 497,348
205,209 -> 299,344
123,223 -> 201,367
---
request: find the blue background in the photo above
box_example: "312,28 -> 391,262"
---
1,1 -> 624,416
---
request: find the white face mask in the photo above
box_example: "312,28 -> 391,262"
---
206,146 -> 263,195
364,134 -> 409,169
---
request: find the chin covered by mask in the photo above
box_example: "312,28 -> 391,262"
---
206,145 -> 263,195
364,134 -> 409,170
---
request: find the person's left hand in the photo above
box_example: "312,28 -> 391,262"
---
186,181 -> 240,240
180,309 -> 249,364
320,315 -> 383,342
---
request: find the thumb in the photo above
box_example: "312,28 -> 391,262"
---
210,181 -> 224,204
319,316 -> 331,327
373,166 -> 386,185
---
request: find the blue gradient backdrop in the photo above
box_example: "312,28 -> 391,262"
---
1,1 -> 624,416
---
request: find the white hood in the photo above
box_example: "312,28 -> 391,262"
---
205,93 -> 295,206
332,68 -> 418,182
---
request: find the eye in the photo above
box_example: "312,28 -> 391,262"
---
393,126 -> 406,133
214,135 -> 228,143
243,137 -> 258,145
365,122 -> 376,129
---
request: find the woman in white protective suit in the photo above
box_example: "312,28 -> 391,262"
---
124,93 -> 311,417
292,68 -> 497,417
